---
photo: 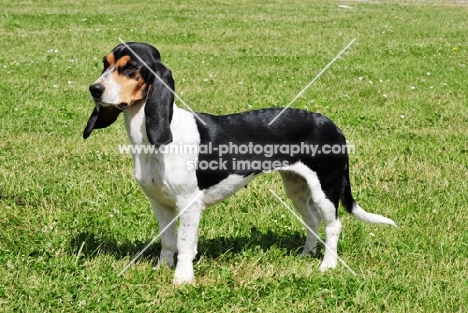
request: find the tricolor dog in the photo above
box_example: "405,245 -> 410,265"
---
83,42 -> 397,284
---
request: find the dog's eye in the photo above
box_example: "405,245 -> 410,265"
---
120,62 -> 138,77
124,61 -> 137,70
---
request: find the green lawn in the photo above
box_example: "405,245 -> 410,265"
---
1,0 -> 467,311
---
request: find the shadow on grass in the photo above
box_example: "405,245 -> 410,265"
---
69,227 -> 322,263
69,231 -> 162,262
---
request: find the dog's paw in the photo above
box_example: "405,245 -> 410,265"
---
153,256 -> 175,270
301,246 -> 317,256
319,258 -> 338,272
173,264 -> 195,285
173,272 -> 195,285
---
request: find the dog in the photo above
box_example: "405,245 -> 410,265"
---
83,42 -> 397,284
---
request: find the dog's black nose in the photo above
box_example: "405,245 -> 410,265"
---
89,83 -> 105,99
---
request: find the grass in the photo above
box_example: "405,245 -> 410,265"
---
1,0 -> 467,311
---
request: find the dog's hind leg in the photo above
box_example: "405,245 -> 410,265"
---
280,171 -> 321,256
307,199 -> 322,254
315,186 -> 342,271
285,163 -> 342,271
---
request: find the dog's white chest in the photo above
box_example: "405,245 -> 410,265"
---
124,105 -> 201,206
132,153 -> 175,204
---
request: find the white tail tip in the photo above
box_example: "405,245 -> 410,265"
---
352,204 -> 398,228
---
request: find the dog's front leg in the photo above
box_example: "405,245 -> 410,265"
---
173,193 -> 204,285
149,199 -> 177,268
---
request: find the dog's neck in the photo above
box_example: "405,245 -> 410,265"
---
123,99 -> 148,145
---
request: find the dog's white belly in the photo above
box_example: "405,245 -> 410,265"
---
202,173 -> 257,207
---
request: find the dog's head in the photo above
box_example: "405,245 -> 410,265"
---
83,42 -> 174,147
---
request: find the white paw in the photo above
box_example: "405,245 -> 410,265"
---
319,258 -> 338,272
173,265 -> 195,285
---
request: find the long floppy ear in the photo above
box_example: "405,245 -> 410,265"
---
83,105 -> 121,139
144,62 -> 174,147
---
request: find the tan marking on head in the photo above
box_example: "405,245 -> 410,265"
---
105,53 -> 115,67
116,55 -> 131,68
130,74 -> 147,103
111,55 -> 147,107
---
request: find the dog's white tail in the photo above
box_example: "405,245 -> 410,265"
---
351,204 -> 398,227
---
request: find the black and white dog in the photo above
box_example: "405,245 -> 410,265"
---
83,42 -> 397,284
